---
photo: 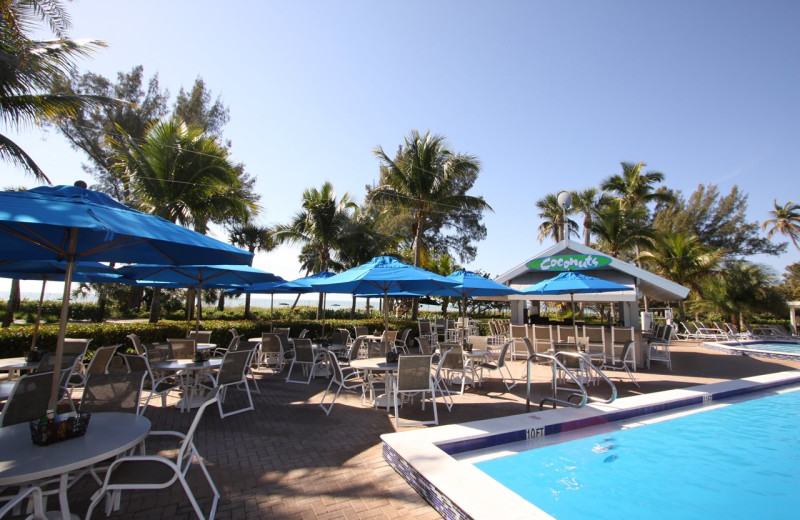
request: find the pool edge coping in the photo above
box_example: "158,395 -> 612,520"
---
381,370 -> 800,520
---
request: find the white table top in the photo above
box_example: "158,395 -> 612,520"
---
0,357 -> 39,371
350,358 -> 399,371
0,412 -> 151,486
150,358 -> 222,372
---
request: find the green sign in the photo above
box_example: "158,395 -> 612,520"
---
527,254 -> 612,271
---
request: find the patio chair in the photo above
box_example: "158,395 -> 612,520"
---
439,343 -> 469,395
0,486 -> 46,520
418,336 -> 434,355
532,324 -> 553,354
33,353 -> 81,412
582,325 -> 607,360
187,330 -> 212,344
285,339 -> 326,384
417,320 -> 436,346
319,350 -> 367,415
341,335 -> 366,365
601,340 -> 640,388
79,371 -> 147,415
212,332 -> 241,358
610,326 -> 635,368
395,328 -> 412,354
647,325 -> 673,370
353,325 -> 369,338
393,355 -> 438,427
432,347 -> 454,411
298,329 -> 310,339
118,353 -> 180,413
127,333 -> 159,360
84,389 -> 221,520
519,337 -> 538,380
207,349 -> 254,418
273,327 -> 291,338
479,340 -> 516,392
509,324 -> 528,361
258,333 -> 284,372
167,338 -> 196,361
62,338 -> 92,357
330,331 -> 350,353
70,344 -> 119,389
0,371 -> 61,426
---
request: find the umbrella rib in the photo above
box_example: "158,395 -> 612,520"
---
0,223 -> 67,257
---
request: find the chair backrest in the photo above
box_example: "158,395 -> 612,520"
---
354,326 -> 369,337
418,336 -> 432,355
660,325 -> 673,345
118,353 -> 155,382
496,341 -> 514,368
322,350 -> 346,385
553,342 -> 581,369
620,340 -> 636,363
0,371 -> 63,426
187,331 -> 212,344
398,328 -> 411,344
567,336 -> 589,352
62,338 -> 92,356
582,326 -> 606,345
367,340 -> 389,358
396,355 -> 432,392
225,333 -> 242,352
331,331 -> 348,348
520,337 -> 536,356
418,321 -> 431,335
216,350 -> 252,386
127,334 -> 146,356
440,344 -> 464,370
446,319 -> 455,330
509,325 -> 527,339
533,325 -> 552,341
298,329 -> 310,339
261,333 -> 282,354
273,327 -> 291,337
35,352 -> 79,374
292,339 -> 314,362
229,328 -> 239,342
611,326 -> 633,344
79,372 -> 146,414
177,387 -> 220,472
168,338 -> 196,360
86,344 -> 120,376
347,336 -> 365,361
381,330 -> 398,343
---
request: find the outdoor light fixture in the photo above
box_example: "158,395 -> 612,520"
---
557,190 -> 572,242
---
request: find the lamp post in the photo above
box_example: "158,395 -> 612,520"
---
556,191 -> 572,243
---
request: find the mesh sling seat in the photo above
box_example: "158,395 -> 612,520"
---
601,340 -> 640,389
647,325 -> 673,371
70,344 -> 119,389
285,339 -> 326,384
167,338 -> 196,361
84,388 -> 221,520
32,353 -> 81,413
319,350 -> 368,415
187,331 -> 212,344
439,343 -> 469,395
206,349 -> 254,418
479,340 -> 517,392
118,353 -> 180,413
0,371 -> 63,427
79,372 -> 147,415
392,355 -> 438,428
259,333 -> 285,372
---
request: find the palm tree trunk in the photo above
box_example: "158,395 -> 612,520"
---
350,295 -> 356,319
217,290 -> 225,312
149,287 -> 162,323
2,280 -> 20,328
245,293 -> 252,319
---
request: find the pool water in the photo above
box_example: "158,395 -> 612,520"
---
474,389 -> 800,520
737,341 -> 800,355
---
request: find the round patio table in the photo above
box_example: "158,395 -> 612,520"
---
350,358 -> 399,410
150,358 -> 221,412
0,412 -> 151,520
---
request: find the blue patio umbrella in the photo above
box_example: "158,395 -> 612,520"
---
225,277 -> 289,323
0,184 -> 252,414
311,256 -> 459,330
117,264 -> 281,331
520,271 -> 630,340
278,272 -> 337,335
427,270 -> 523,319
0,260 -> 122,350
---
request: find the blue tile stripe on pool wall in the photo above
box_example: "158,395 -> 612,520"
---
382,443 -> 473,520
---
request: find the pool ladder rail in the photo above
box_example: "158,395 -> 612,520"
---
525,351 -> 617,412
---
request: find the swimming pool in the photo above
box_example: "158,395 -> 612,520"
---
472,388 -> 800,520
704,340 -> 800,360
381,371 -> 800,520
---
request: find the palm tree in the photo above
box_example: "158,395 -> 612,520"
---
570,188 -> 609,246
273,182 -> 356,318
639,231 -> 720,319
229,218 -> 275,317
763,200 -> 800,252
371,130 -> 491,319
601,161 -> 675,211
109,117 -> 256,322
1,0 -> 119,182
371,130 -> 491,268
535,192 -> 579,243
590,201 -> 654,259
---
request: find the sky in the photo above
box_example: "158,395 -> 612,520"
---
4,0 -> 799,297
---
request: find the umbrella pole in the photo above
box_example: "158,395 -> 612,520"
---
196,285 -> 202,333
270,293 -> 274,330
383,294 -> 389,331
571,293 -> 578,343
31,278 -> 46,351
47,229 -> 77,416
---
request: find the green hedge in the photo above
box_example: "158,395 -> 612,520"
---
0,318 -> 438,358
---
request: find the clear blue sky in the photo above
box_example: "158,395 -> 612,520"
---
5,0 -> 799,296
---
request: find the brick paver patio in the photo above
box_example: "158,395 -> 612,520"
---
53,342 -> 800,519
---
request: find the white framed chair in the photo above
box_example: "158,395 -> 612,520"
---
207,349 -> 254,418
432,348 -> 454,412
187,330 -> 212,344
79,372 -> 147,415
319,350 -> 367,415
285,339 -> 326,384
166,338 -> 196,361
84,389 -> 220,520
601,340 -> 640,388
610,326 -> 635,369
259,333 -> 285,372
392,355 -> 438,427
395,328 -> 412,354
439,343 -> 469,395
532,324 -> 553,356
647,325 -> 673,370
509,324 -> 528,361
478,340 -> 516,392
0,485 -> 46,520
118,353 -> 181,413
